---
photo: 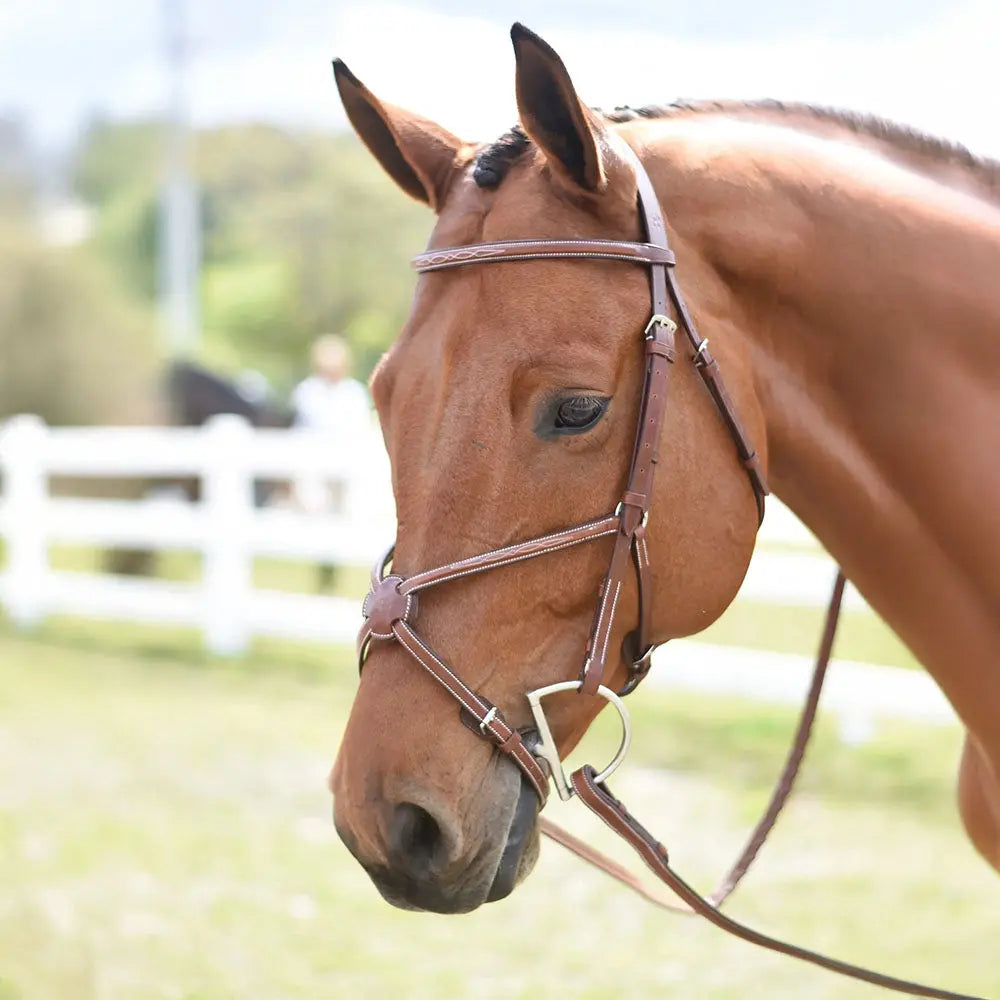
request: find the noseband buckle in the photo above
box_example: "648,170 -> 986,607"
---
525,680 -> 632,801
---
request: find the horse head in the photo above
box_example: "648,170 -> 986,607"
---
330,25 -> 764,914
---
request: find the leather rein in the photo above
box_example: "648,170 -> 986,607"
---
356,147 -> 982,1000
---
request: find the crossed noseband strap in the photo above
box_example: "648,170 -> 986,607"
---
358,145 -> 767,798
356,518 -> 625,804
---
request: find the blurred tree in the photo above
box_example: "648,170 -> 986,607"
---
74,117 -> 163,208
73,119 -> 162,302
0,222 -> 165,576
92,185 -> 160,301
200,256 -> 300,376
71,121 -> 432,389
0,224 -> 161,425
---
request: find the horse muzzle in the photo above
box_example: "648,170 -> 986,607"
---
333,760 -> 540,914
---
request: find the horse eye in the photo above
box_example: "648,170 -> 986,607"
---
554,396 -> 608,431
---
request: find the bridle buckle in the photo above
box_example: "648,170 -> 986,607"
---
478,705 -> 499,735
614,499 -> 649,528
618,646 -> 654,697
644,313 -> 677,338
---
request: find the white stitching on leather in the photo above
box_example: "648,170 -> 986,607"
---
570,773 -> 636,844
418,517 -> 613,573
415,250 -> 670,272
393,622 -> 547,797
404,528 -> 618,594
425,237 -> 647,249
637,533 -> 650,569
397,624 -> 483,715
363,586 -> 413,638
416,246 -> 510,264
569,772 -> 675,881
416,249 -> 660,264
597,582 -> 621,666
413,238 -> 664,259
591,562 -> 619,640
401,518 -> 617,594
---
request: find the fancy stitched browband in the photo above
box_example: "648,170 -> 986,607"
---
355,144 -> 982,1000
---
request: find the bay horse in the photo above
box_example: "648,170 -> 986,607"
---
329,23 -> 999,989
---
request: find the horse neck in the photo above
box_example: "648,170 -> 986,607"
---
647,118 -> 1000,743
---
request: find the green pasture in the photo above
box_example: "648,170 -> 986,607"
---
0,618 -> 996,1000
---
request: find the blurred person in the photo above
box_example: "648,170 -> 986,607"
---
291,334 -> 370,435
291,336 -> 373,592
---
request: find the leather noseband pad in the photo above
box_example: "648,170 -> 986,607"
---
362,575 -> 416,638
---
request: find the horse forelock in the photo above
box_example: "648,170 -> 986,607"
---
472,124 -> 530,189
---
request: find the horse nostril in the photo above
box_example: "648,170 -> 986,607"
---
388,802 -> 449,880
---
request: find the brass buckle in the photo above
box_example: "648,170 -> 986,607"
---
525,680 -> 632,801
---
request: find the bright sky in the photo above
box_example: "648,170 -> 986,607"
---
2,0 -> 999,160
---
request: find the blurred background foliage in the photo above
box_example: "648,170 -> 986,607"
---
0,223 -> 161,426
1,115 -> 433,425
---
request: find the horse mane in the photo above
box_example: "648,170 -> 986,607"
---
473,100 -> 1000,202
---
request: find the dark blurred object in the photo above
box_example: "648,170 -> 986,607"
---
163,359 -> 292,511
165,359 -> 292,429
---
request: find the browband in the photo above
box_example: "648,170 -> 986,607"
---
413,238 -> 675,272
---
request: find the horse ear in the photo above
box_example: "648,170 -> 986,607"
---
510,24 -> 613,194
333,59 -> 464,211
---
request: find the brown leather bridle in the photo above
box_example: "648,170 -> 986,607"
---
355,146 -> 983,1000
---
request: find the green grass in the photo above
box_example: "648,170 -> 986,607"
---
0,624 -> 996,1000
693,600 -> 921,670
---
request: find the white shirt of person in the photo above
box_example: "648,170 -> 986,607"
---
291,375 -> 371,436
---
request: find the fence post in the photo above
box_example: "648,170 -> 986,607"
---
343,423 -> 395,524
201,414 -> 254,655
0,415 -> 49,629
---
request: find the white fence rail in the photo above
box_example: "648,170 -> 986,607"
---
0,414 -> 394,654
0,414 -> 956,736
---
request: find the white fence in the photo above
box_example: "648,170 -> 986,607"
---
0,414 -> 956,736
0,413 -> 394,654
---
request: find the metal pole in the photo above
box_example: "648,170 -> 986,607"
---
158,0 -> 200,352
